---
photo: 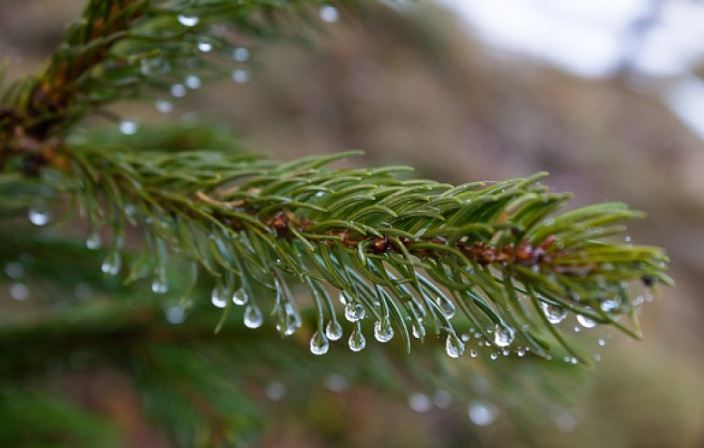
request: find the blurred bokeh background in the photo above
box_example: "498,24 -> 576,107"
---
1,0 -> 703,446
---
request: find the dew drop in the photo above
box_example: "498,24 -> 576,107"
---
165,305 -> 185,324
541,302 -> 567,324
319,5 -> 339,23
374,318 -> 394,343
85,232 -> 102,250
177,14 -> 199,27
210,286 -> 228,308
231,68 -> 250,84
469,349 -> 478,358
244,304 -> 263,328
436,296 -> 456,319
28,201 -> 51,226
184,74 -> 201,90
468,401 -> 497,426
119,120 -> 138,135
9,282 -> 29,300
151,276 -> 169,294
344,302 -> 365,322
598,338 -> 606,347
325,320 -> 343,340
577,314 -> 598,328
101,251 -> 121,276
232,47 -> 250,62
196,38 -> 213,52
232,287 -> 249,305
517,347 -> 526,357
408,393 -> 431,413
310,330 -> 329,355
170,83 -> 187,98
493,325 -> 515,347
338,291 -> 348,305
348,327 -> 366,352
489,352 -> 498,360
600,299 -> 620,313
412,320 -> 426,339
445,333 -> 465,358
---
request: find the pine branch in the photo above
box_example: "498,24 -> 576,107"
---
45,136 -> 670,362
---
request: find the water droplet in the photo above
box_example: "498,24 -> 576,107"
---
9,282 -> 29,300
196,38 -> 213,53
28,201 -> 51,226
232,47 -> 250,62
600,299 -> 620,313
577,314 -> 598,328
243,304 -> 263,328
325,320 -> 343,340
5,261 -> 25,279
231,68 -> 249,84
170,83 -> 187,98
119,120 -> 138,135
277,302 -> 301,336
177,14 -> 199,27
324,373 -> 348,392
232,288 -> 249,305
348,327 -> 366,352
436,296 -> 456,319
151,276 -> 168,294
594,353 -> 602,362
408,393 -> 431,413
165,305 -> 185,324
493,325 -> 515,347
433,390 -> 452,409
445,333 -> 465,358
461,333 -> 470,342
573,325 -> 581,333
468,401 -> 497,426
502,349 -> 510,357
541,302 -> 567,324
85,232 -> 102,250
184,74 -> 202,90
310,330 -> 329,355
154,99 -> 173,114
344,301 -> 365,322
319,5 -> 339,23
374,318 -> 394,343
470,349 -> 478,358
489,352 -> 498,360
517,347 -> 526,357
265,381 -> 286,401
101,251 -> 121,275
412,320 -> 426,339
338,291 -> 348,305
597,338 -> 606,347
211,286 -> 228,308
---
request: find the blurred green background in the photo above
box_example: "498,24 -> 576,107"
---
1,0 -> 703,446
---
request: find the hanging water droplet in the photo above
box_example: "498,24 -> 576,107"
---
310,330 -> 329,355
231,68 -> 249,84
461,333 -> 470,342
344,301 -> 365,322
196,38 -> 213,53
348,327 -> 366,352
489,352 -> 498,360
470,349 -> 478,358
154,99 -> 173,114
445,333 -> 465,358
232,46 -> 250,62
9,282 -> 29,300
517,347 -> 526,357
28,201 -> 51,226
151,275 -> 169,294
85,231 -> 102,250
165,305 -> 185,324
184,74 -> 202,90
436,296 -> 456,319
597,338 -> 606,347
101,251 -> 121,276
573,325 -> 581,333
408,393 -> 431,413
319,5 -> 339,23
373,318 -> 394,343
412,320 -> 425,339
119,119 -> 138,135
600,299 -> 620,313
325,320 -> 343,340
277,302 -> 301,336
177,14 -> 199,27
493,325 -> 515,347
232,287 -> 249,305
170,83 -> 187,98
577,314 -> 598,328
243,304 -> 263,328
468,401 -> 498,426
338,291 -> 348,305
541,302 -> 567,324
211,286 -> 228,308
